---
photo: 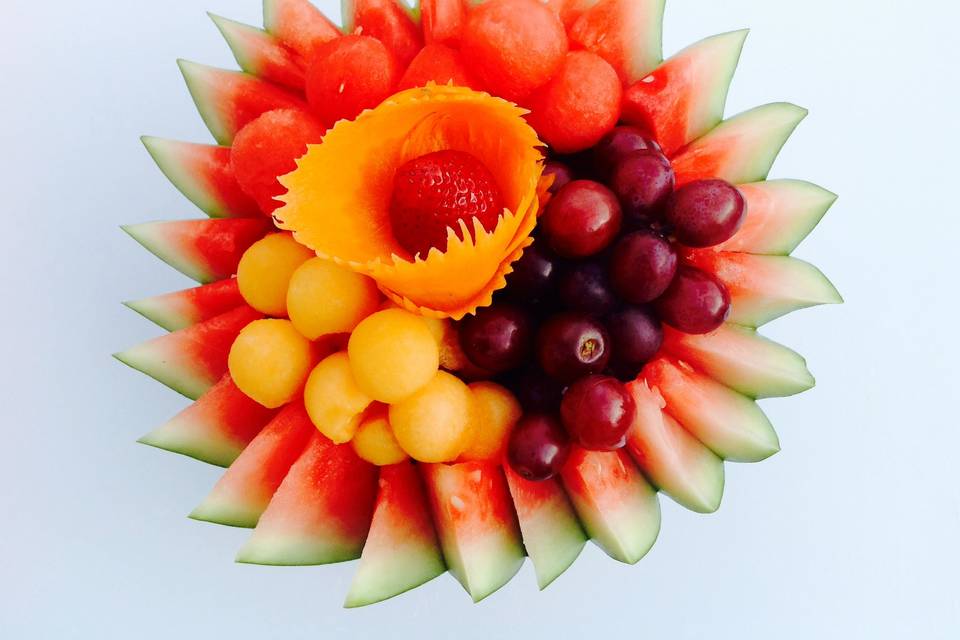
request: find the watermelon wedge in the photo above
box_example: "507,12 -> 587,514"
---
568,0 -> 665,85
715,180 -> 838,255
124,278 -> 245,332
263,0 -> 342,59
503,465 -> 586,589
121,218 -> 270,283
625,379 -> 725,513
138,372 -> 276,467
422,462 -> 525,602
178,60 -> 306,146
645,358 -> 779,463
141,137 -> 260,218
421,0 -> 465,46
114,305 -> 262,400
345,462 -> 447,608
662,324 -> 814,399
671,103 -> 807,186
342,0 -> 423,68
561,448 -> 660,564
210,14 -> 306,90
622,30 -> 748,156
686,251 -> 842,327
236,431 -> 379,565
190,400 -> 314,526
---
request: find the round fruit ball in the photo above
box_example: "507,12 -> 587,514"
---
351,405 -> 408,466
503,243 -> 559,304
398,43 -> 477,90
228,319 -> 315,409
508,366 -> 565,412
231,108 -> 327,215
654,266 -> 731,334
303,351 -> 373,443
606,307 -> 663,379
306,35 -> 399,129
594,126 -> 661,178
459,382 -> 523,461
664,179 -> 747,247
610,150 -> 675,224
347,308 -> 440,403
543,161 -> 574,195
458,304 -> 533,373
389,371 -> 473,463
461,0 -> 568,101
609,231 -> 678,304
287,258 -> 381,340
541,180 -> 622,258
536,312 -> 611,383
560,375 -> 635,451
525,51 -> 622,154
507,413 -> 571,482
237,233 -> 315,317
557,260 -> 617,314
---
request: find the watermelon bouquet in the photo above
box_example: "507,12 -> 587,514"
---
118,0 -> 841,607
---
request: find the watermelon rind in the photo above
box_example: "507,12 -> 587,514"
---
137,414 -> 245,469
123,279 -> 244,333
122,221 -> 214,284
114,342 -> 211,401
178,60 -> 237,146
209,13 -> 305,90
123,295 -> 191,333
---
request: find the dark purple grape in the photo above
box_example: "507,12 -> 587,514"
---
541,180 -> 622,258
536,312 -> 611,383
654,265 -> 731,334
507,413 -> 571,481
459,304 -> 533,372
509,367 -> 565,412
543,160 -> 575,194
594,125 -> 661,178
665,179 -> 747,247
557,261 -> 617,314
609,231 -> 678,304
560,375 -> 635,451
505,243 -> 558,303
606,307 -> 663,379
609,150 -> 675,224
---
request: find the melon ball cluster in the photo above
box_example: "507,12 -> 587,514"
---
226,232 -> 521,466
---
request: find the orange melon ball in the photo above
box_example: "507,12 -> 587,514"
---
303,351 -> 373,444
287,258 -> 381,340
462,0 -> 568,101
389,371 -> 473,462
459,382 -> 523,461
525,51 -> 623,154
236,233 -> 315,316
228,319 -> 315,408
351,405 -> 408,466
347,309 -> 440,403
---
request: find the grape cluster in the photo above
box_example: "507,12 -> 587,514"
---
457,125 -> 747,481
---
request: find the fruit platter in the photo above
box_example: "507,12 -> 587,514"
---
118,0 -> 841,607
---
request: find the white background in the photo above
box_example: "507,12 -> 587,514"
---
2,0 -> 958,637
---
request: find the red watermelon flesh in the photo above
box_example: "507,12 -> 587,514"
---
141,137 -> 260,218
124,278 -> 245,333
343,0 -> 424,68
190,400 -> 315,527
211,14 -> 306,90
115,305 -> 262,400
397,43 -> 477,90
345,462 -> 446,607
236,431 -> 379,565
263,0 -> 342,59
421,0 -> 466,46
121,218 -> 270,283
568,0 -> 665,85
422,462 -> 525,602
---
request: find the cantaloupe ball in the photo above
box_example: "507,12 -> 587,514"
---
237,233 -> 315,316
287,258 -> 381,340
389,371 -> 473,462
352,405 -> 408,466
348,309 -> 440,403
228,319 -> 315,408
459,382 -> 523,461
303,351 -> 373,444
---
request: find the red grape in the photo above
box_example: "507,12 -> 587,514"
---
594,125 -> 661,177
609,231 -> 678,304
510,367 -> 565,412
541,180 -> 622,258
665,179 -> 747,247
505,243 -> 558,304
507,413 -> 571,481
459,304 -> 533,372
654,265 -> 731,334
606,307 -> 663,379
557,261 -> 617,314
560,375 -> 635,451
536,312 -> 611,382
609,150 -> 675,224
543,160 -> 575,194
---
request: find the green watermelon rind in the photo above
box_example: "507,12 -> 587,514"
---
177,60 -> 237,146
113,343 -> 211,401
141,136 -> 224,218
123,294 -> 192,333
189,496 -> 262,529
235,535 -> 362,566
121,222 -> 216,284
208,14 -> 269,78
729,179 -> 838,255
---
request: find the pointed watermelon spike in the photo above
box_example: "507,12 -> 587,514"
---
208,14 -> 306,90
623,29 -> 749,156
190,401 -> 314,527
177,60 -> 306,145
123,279 -> 245,333
503,465 -> 586,590
114,305 -> 262,400
121,218 -> 269,283
662,324 -> 815,399
140,136 -> 259,219
569,0 -> 666,85
644,359 -> 781,464
687,251 -> 843,327
236,432 -> 379,566
717,180 -> 838,255
263,0 -> 342,59
342,0 -> 423,67
345,462 -> 447,608
625,378 -> 725,513
672,102 -> 808,186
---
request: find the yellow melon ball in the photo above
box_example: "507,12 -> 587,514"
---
287,258 -> 381,340
459,382 -> 523,461
228,319 -> 315,408
351,405 -> 408,466
237,233 -> 314,316
303,351 -> 373,444
380,302 -> 467,371
389,371 -> 472,463
348,309 -> 440,403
